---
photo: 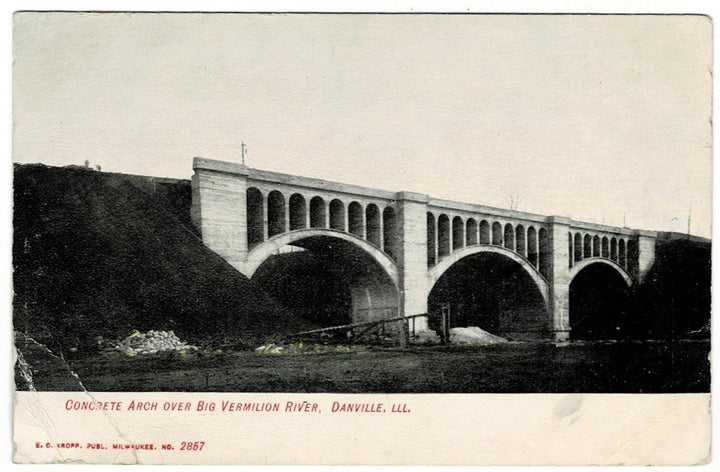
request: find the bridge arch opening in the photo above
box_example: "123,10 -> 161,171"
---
538,228 -> 549,277
366,204 -> 381,247
438,214 -> 450,258
251,231 -> 400,328
466,218 -> 478,246
289,193 -> 307,230
428,251 -> 548,340
480,220 -> 490,244
268,190 -> 286,237
574,232 -> 583,262
453,216 -> 464,250
610,237 -> 618,262
504,223 -> 514,250
348,202 -> 364,237
527,226 -> 538,267
492,222 -> 503,245
592,235 -> 600,257
583,234 -> 592,258
515,225 -> 526,257
601,236 -> 609,258
329,199 -> 345,231
383,206 -> 397,259
310,196 -> 326,228
247,187 -> 264,247
619,239 -> 626,268
427,212 -> 436,266
569,262 -> 631,340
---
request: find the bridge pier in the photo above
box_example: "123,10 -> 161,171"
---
396,192 -> 430,332
547,216 -> 572,342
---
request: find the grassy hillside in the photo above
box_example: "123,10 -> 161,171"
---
13,164 -> 314,353
629,234 -> 712,339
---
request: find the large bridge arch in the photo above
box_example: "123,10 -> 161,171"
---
428,245 -> 549,304
568,258 -> 632,288
245,229 -> 401,326
568,258 -> 633,340
426,245 -> 550,339
245,228 -> 400,285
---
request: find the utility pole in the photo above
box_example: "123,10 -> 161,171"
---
241,142 -> 248,165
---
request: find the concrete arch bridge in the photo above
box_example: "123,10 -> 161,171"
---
191,158 -> 656,341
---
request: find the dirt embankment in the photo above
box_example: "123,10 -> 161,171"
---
13,164 -> 315,353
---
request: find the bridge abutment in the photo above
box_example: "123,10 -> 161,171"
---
629,230 -> 657,284
191,158 -> 250,274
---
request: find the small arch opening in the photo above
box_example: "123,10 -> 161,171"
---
310,196 -> 326,229
583,234 -> 592,258
438,214 -> 451,258
492,222 -> 503,246
527,227 -> 538,267
289,193 -> 307,231
247,187 -> 264,247
593,235 -> 600,257
515,225 -> 526,257
480,220 -> 490,244
610,237 -> 618,262
574,233 -> 583,262
453,216 -> 465,251
504,223 -> 514,250
601,236 -> 609,258
329,199 -> 345,231
366,204 -> 381,247
466,218 -> 478,246
383,206 -> 397,260
267,190 -> 286,237
348,202 -> 364,237
538,227 -> 549,277
427,212 -> 437,266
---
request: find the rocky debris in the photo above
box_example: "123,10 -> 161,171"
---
255,343 -> 285,354
255,342 -> 364,355
450,326 -> 507,345
115,330 -> 197,356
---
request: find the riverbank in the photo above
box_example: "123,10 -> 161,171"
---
16,339 -> 710,393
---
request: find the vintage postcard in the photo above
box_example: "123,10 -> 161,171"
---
11,12 -> 711,465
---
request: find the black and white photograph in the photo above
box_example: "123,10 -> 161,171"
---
10,9 -> 712,466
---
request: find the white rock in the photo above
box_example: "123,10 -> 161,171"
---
449,326 -> 507,345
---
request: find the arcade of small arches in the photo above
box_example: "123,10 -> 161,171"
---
426,212 -> 551,278
426,213 -> 632,282
568,231 -> 630,272
245,187 -> 400,261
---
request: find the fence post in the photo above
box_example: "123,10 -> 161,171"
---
440,303 -> 451,345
